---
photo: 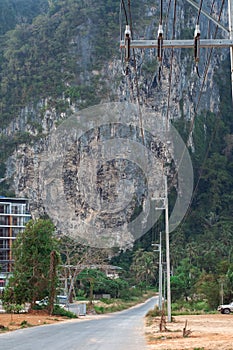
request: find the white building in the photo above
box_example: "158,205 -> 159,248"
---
0,197 -> 31,290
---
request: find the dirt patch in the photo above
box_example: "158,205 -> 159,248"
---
145,314 -> 233,350
0,310 -> 70,331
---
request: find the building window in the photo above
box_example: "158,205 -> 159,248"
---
0,251 -> 9,261
0,217 -> 9,225
0,240 -> 9,249
0,263 -> 8,272
0,204 -> 9,214
0,228 -> 9,237
12,217 -> 18,226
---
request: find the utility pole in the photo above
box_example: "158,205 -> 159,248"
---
228,0 -> 233,101
152,231 -> 163,310
152,176 -> 171,321
165,176 -> 171,322
158,231 -> 163,310
120,0 -> 233,102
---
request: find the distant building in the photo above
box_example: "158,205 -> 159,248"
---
0,197 -> 31,290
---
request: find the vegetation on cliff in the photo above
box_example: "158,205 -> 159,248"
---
0,0 -> 232,308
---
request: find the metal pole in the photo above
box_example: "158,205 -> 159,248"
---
158,231 -> 163,310
165,175 -> 171,322
221,280 -> 224,305
163,267 -> 166,302
229,0 -> 233,102
120,39 -> 233,49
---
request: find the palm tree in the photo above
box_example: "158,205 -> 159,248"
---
131,249 -> 157,289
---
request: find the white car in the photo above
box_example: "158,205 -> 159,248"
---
217,301 -> 233,314
35,297 -> 48,306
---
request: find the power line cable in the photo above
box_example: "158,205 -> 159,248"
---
127,0 -> 145,144
160,0 -> 163,25
121,0 -> 128,25
193,0 -> 225,115
172,0 -> 226,226
165,0 -> 177,129
194,0 -> 204,77
196,0 -> 204,25
164,0 -> 172,39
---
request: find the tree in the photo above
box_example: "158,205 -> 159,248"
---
4,218 -> 59,306
195,273 -> 219,309
59,235 -> 109,302
130,249 -> 157,289
171,258 -> 200,301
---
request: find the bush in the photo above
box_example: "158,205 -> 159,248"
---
146,305 -> 161,318
0,326 -> 9,332
100,298 -> 114,305
3,303 -> 25,314
52,305 -> 77,318
94,306 -> 105,314
20,320 -> 32,328
32,304 -> 46,310
171,299 -> 211,315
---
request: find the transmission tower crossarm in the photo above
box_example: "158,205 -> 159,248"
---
120,39 -> 233,49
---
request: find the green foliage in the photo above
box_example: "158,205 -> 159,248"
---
146,305 -> 161,318
195,273 -> 220,309
20,320 -> 32,328
0,0 -> 48,35
0,326 -> 9,332
0,0 -> 158,129
77,268 -> 130,300
2,301 -> 24,314
171,258 -> 200,301
93,290 -> 156,314
31,303 -> 46,311
130,249 -> 157,288
76,289 -> 87,301
142,58 -> 158,75
171,300 -> 211,314
52,305 -> 77,318
93,305 -> 105,314
0,0 -> 232,310
3,219 -> 60,305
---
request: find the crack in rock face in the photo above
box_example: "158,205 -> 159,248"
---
62,122 -> 170,234
19,102 -> 193,248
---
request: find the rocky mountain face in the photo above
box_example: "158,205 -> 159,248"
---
0,0 -> 231,246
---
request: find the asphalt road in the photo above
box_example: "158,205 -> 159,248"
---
0,297 -> 157,350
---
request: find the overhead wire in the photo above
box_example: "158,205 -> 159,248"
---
160,0 -> 163,25
165,0 -> 177,130
158,0 -> 171,84
207,0 -> 216,39
127,0 -> 145,145
120,0 -> 133,100
193,0 -> 225,116
121,0 -> 128,25
164,0 -> 172,39
157,0 -> 164,82
194,0 -> 204,77
196,0 -> 204,25
172,0 -> 226,227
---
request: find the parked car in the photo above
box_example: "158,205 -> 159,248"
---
35,297 -> 48,306
217,301 -> 233,314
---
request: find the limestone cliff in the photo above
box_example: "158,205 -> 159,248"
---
0,0 -> 231,246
